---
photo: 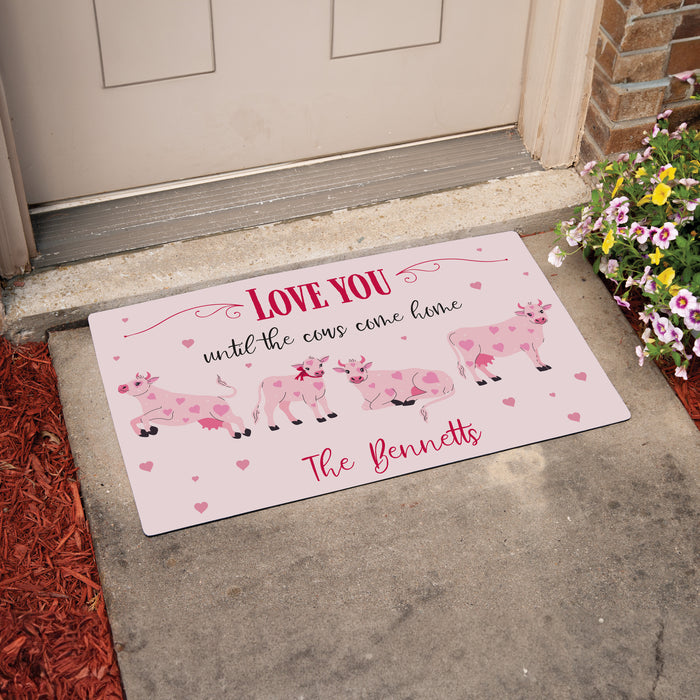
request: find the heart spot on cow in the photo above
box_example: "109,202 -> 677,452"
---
189,405 -> 201,414
528,329 -> 535,333
401,336 -> 407,340
493,343 -> 504,352
575,372 -> 587,381
502,397 -> 516,407
520,343 -> 530,351
194,502 -> 208,514
294,391 -> 301,397
549,392 -> 556,397
368,383 -> 376,388
476,247 -> 483,252
523,271 -> 529,276
113,356 -> 120,361
423,371 -> 439,383
176,397 -> 186,405
213,404 -> 229,416
466,361 -> 474,367
411,386 -> 425,396
313,381 -> 324,390
163,409 -> 173,416
273,380 -> 282,387
392,371 -> 403,380
568,412 -> 581,422
121,318 -> 128,323
385,389 -> 394,396
489,326 -> 500,335
147,393 -> 156,400
192,475 -> 199,482
139,461 -> 153,472
431,389 -> 439,394
459,339 -> 474,351
470,282 -> 482,290
182,339 -> 195,348
508,326 -> 516,332
183,417 -> 189,423
236,459 -> 250,471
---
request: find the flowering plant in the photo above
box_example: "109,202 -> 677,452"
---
549,107 -> 700,379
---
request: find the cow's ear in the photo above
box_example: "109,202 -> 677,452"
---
363,362 -> 373,370
292,363 -> 303,371
514,310 -> 525,316
332,367 -> 346,373
319,355 -> 329,363
542,304 -> 552,310
149,376 -> 159,383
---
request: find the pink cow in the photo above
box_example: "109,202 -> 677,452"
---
252,356 -> 337,431
447,300 -> 552,385
334,356 -> 455,421
117,372 -> 251,439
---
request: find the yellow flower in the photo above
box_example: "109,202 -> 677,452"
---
649,247 -> 663,265
635,167 -> 647,179
605,163 -> 614,171
652,182 -> 671,205
602,229 -> 615,254
657,267 -> 675,286
638,194 -> 652,205
669,285 -> 681,296
611,176 -> 624,197
659,166 -> 676,182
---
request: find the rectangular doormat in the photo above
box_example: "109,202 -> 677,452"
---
89,231 -> 630,535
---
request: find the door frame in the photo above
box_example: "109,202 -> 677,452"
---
0,0 -> 601,279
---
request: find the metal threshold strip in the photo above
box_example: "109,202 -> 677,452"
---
30,128 -> 541,269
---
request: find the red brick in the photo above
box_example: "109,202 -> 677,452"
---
666,100 -> 700,130
591,67 -> 665,119
601,0 -> 628,46
612,48 -> 668,82
674,9 -> 700,40
635,0 -> 682,12
667,37 -> 700,74
585,99 -> 657,154
578,131 -> 605,167
621,14 -> 677,51
597,34 -> 618,78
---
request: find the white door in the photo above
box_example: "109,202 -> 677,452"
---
0,0 -> 530,205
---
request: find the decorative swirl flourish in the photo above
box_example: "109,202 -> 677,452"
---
396,256 -> 508,283
124,303 -> 244,338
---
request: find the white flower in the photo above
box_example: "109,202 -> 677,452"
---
675,365 -> 688,380
635,346 -> 646,366
669,289 -> 697,318
548,246 -> 565,267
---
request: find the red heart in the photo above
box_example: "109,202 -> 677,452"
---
502,397 -> 515,407
236,459 -> 250,471
113,356 -> 120,361
176,397 -> 186,404
493,343 -> 504,352
423,371 -> 439,383
194,502 -> 208,514
575,372 -> 587,381
392,371 -> 403,379
489,326 -> 499,334
313,381 -> 324,390
182,339 -> 195,348
192,475 -> 199,482
459,339 -> 474,351
470,282 -> 482,290
568,412 -> 581,422
139,461 -> 153,472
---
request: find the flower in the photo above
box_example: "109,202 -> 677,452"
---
674,70 -> 697,86
657,267 -> 676,287
602,229 -> 615,254
694,336 -> 700,357
548,246 -> 565,267
651,223 -> 678,249
659,165 -> 676,182
675,365 -> 688,380
581,160 -> 597,176
635,345 -> 646,366
614,295 -> 631,309
649,247 -> 664,265
685,304 -> 700,331
630,222 -> 650,244
669,289 -> 697,318
652,182 -> 672,205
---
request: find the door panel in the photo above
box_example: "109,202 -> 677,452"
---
0,1 -> 530,204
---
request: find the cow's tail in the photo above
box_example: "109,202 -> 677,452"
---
216,375 -> 238,398
419,379 -> 456,422
447,331 -> 466,379
252,382 -> 263,424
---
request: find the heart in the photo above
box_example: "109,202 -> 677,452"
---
194,502 -> 208,514
176,397 -> 186,405
575,372 -> 587,382
213,404 -> 229,416
431,389 -> 439,394
385,389 -> 394,396
163,409 -> 173,416
121,318 -> 128,323
368,383 -> 376,388
476,247 -> 483,252
523,271 -> 529,276
489,326 -> 500,335
113,356 -> 120,361
508,326 -> 516,332
423,371 -> 439,383
392,371 -> 403,379
189,405 -> 201,414
245,363 -> 252,368
549,392 -> 556,397
236,459 -> 250,471
192,475 -> 199,482
528,329 -> 535,333
313,381 -> 324,390
183,417 -> 189,423
520,343 -> 530,351
147,393 -> 156,400
503,397 -> 516,407
493,343 -> 504,352
273,380 -> 282,387
401,336 -> 407,340
459,339 -> 474,351
294,391 -> 301,397
182,339 -> 195,348
139,461 -> 153,472
568,412 -> 581,422
470,282 -> 482,290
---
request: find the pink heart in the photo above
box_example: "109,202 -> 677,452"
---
423,371 -> 439,383
575,372 -> 587,382
508,326 -> 516,332
313,381 -> 324,390
139,461 -> 153,472
113,356 -> 120,361
549,392 -> 556,397
528,329 -> 535,333
523,271 -> 529,276
568,412 -> 581,422
121,318 -> 128,323
368,383 -> 376,388
176,397 -> 186,404
245,363 -> 252,368
503,397 -> 515,407
147,393 -> 156,400
189,405 -> 201,414
163,409 -> 173,416
489,326 -> 499,335
401,336 -> 407,340
194,502 -> 208,514
520,343 -> 530,351
459,339 -> 474,351
466,361 -> 474,367
470,282 -> 482,290
294,391 -> 301,397
476,247 -> 482,252
385,389 -> 394,396
192,475 -> 199,482
431,389 -> 439,394
392,371 -> 403,379
183,417 -> 189,423
273,380 -> 282,387
236,459 -> 250,471
493,343 -> 504,352
182,339 -> 195,348
213,404 -> 229,416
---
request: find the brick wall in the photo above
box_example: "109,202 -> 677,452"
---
580,0 -> 700,164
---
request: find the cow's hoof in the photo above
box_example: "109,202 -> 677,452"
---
403,399 -> 415,406
391,399 -> 403,406
243,428 -> 252,437
491,376 -> 502,382
149,426 -> 158,435
139,429 -> 150,438
233,432 -> 242,439
537,365 -> 552,372
269,425 -> 280,431
476,380 -> 487,386
327,412 -> 338,419
292,419 -> 303,425
317,417 -> 326,423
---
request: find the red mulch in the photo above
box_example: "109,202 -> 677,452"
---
0,338 -> 123,699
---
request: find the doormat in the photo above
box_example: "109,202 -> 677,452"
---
89,231 -> 629,535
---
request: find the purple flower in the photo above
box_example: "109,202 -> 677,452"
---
604,259 -> 620,277
580,160 -> 597,176
685,304 -> 700,331
670,289 -> 697,318
614,295 -> 630,309
693,337 -> 700,358
650,312 -> 682,343
651,223 -> 678,249
657,109 -> 673,120
630,222 -> 650,244
674,70 -> 696,86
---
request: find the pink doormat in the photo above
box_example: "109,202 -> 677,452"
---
89,232 -> 629,535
